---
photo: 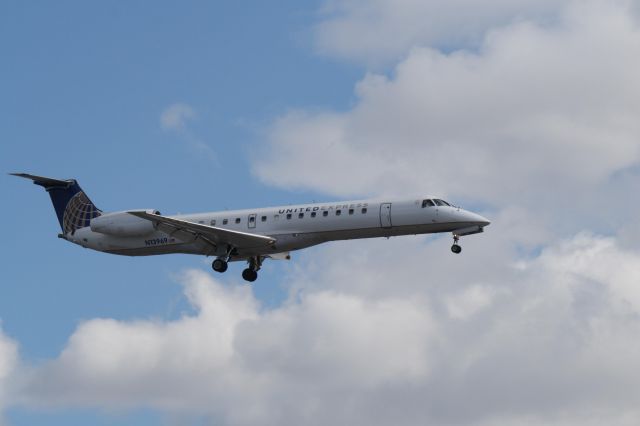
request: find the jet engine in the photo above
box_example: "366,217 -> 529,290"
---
90,209 -> 160,237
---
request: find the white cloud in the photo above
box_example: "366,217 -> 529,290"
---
444,284 -> 495,320
0,327 -> 18,426
160,103 -> 196,132
271,232 -> 640,425
314,0 -> 574,64
257,1 -> 640,227
15,271 -> 258,410
11,270 -> 434,423
6,231 -> 640,425
160,103 -> 217,161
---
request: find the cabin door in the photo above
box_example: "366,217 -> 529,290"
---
248,213 -> 256,229
380,203 -> 392,228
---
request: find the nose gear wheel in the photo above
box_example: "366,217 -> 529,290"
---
451,235 -> 462,254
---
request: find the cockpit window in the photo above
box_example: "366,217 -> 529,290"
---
421,199 -> 435,208
434,199 -> 451,206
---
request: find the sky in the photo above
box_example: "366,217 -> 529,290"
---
1,0 -> 640,425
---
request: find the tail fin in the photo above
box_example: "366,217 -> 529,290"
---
11,173 -> 102,234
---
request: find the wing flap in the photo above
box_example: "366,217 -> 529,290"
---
129,211 -> 276,249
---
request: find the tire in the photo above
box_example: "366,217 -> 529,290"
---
242,268 -> 258,282
212,258 -> 228,273
451,244 -> 462,254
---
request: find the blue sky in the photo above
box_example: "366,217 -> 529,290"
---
1,2 -> 358,424
1,1 -> 356,326
2,1 -> 640,426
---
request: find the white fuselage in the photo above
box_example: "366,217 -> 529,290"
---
67,197 -> 490,261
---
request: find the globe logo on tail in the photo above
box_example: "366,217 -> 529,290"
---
62,191 -> 102,235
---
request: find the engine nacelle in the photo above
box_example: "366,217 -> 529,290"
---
90,209 -> 160,237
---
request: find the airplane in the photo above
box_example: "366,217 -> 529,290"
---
12,173 -> 491,282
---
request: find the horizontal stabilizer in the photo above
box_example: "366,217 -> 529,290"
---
9,173 -> 72,188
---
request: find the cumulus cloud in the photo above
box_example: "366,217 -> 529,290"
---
231,4 -> 640,423
12,270 -> 433,424
315,0 -> 574,64
5,231 -> 640,425
0,327 -> 18,426
160,103 -> 196,132
258,1 -> 640,220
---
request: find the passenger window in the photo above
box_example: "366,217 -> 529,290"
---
198,220 -> 204,224
298,213 -> 304,219
311,212 -> 316,218
235,218 -> 241,224
261,216 -> 267,222
286,213 -> 292,220
336,209 -> 341,216
222,219 -> 228,225
249,216 -> 255,223
362,208 -> 367,214
422,199 -> 435,208
210,220 -> 216,226
323,211 -> 328,217
274,214 -> 280,220
349,209 -> 354,215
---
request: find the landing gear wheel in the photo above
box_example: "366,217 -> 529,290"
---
242,268 -> 258,282
451,234 -> 462,254
212,258 -> 228,273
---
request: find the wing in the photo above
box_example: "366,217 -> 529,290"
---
129,211 -> 276,250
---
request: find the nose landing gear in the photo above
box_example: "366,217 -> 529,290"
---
451,235 -> 462,254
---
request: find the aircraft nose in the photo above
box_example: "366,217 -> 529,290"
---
463,210 -> 491,227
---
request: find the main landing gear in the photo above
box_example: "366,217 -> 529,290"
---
242,268 -> 258,282
451,235 -> 462,254
212,257 -> 228,273
241,256 -> 262,283
212,245 -> 234,274
211,255 -> 263,283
